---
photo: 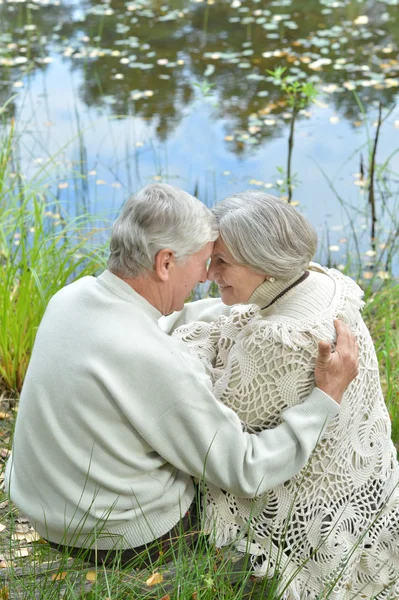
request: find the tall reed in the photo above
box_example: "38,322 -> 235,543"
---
0,122 -> 109,393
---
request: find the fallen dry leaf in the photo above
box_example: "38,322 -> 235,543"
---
15,516 -> 30,524
160,596 -> 170,600
0,586 -> 9,599
0,501 -> 9,509
0,413 -> 10,420
15,523 -> 30,533
51,571 -> 68,581
25,531 -> 41,543
0,449 -> 11,459
146,572 -> 163,586
0,561 -> 15,569
0,524 -> 6,533
11,531 -> 41,543
86,571 -> 97,582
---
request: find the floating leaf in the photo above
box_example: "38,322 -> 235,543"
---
362,271 -> 373,280
309,58 -> 332,70
377,271 -> 390,280
354,15 -> 369,25
204,64 -> 215,77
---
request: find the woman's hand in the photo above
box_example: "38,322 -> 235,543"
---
314,320 -> 359,404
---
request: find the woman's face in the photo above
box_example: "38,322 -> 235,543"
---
207,237 -> 266,305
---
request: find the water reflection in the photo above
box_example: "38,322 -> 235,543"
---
1,0 -> 398,150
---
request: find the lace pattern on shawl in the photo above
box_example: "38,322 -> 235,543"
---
173,266 -> 399,600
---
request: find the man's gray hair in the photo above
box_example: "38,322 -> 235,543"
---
108,183 -> 218,278
212,191 -> 317,280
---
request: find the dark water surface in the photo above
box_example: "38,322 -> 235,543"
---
1,0 -> 399,277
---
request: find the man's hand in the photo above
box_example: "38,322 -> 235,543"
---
315,320 -> 359,404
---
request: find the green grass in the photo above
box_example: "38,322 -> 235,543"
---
364,283 -> 399,446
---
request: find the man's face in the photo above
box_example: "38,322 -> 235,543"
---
168,242 -> 214,312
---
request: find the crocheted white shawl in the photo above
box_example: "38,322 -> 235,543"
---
173,264 -> 399,600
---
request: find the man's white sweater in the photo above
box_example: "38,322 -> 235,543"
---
6,270 -> 338,549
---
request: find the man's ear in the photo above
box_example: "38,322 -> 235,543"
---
154,248 -> 175,281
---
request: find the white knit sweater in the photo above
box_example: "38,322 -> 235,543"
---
173,264 -> 399,600
6,270 -> 339,551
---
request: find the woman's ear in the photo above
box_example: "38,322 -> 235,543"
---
154,248 -> 175,282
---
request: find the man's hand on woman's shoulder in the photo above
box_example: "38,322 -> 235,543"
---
314,319 -> 359,404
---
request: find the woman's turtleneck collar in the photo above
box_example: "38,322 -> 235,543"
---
249,271 -> 306,310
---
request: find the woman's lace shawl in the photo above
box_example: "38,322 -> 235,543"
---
173,266 -> 399,600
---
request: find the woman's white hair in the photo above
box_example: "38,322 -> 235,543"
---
212,191 -> 317,280
108,183 -> 218,278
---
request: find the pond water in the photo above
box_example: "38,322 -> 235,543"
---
1,0 -> 399,278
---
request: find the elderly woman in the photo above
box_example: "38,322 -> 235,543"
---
172,191 -> 399,600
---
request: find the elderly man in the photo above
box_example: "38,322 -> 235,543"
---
6,183 -> 357,564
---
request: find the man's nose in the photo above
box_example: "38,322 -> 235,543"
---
207,262 -> 217,281
198,266 -> 208,284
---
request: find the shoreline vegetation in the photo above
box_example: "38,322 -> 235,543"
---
1,112 -> 399,598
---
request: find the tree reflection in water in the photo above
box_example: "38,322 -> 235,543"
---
1,0 -> 398,152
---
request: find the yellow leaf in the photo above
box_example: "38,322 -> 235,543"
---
0,586 -> 9,599
86,571 -> 97,582
146,572 -> 163,586
51,571 -> 68,581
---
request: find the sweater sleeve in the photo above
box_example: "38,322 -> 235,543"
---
140,348 -> 339,499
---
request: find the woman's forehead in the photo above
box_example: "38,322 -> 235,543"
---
213,237 -> 229,256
